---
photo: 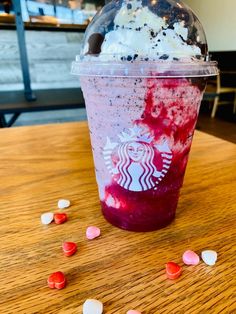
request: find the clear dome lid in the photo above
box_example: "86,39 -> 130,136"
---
72,0 -> 218,77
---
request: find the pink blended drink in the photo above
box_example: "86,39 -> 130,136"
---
72,0 -> 218,231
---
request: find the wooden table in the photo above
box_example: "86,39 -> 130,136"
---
0,122 -> 235,314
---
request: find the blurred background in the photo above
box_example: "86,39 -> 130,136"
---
0,0 -> 235,143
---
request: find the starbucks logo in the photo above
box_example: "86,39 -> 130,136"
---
103,125 -> 172,192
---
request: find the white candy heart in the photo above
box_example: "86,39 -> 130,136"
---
58,199 -> 70,209
201,250 -> 218,266
41,212 -> 54,225
83,299 -> 103,314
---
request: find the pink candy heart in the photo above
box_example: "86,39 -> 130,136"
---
127,311 -> 141,314
86,226 -> 101,240
182,250 -> 200,265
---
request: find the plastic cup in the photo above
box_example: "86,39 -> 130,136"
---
72,0 -> 218,231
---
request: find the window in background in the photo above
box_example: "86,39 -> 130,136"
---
0,0 -> 14,23
0,0 -> 12,13
0,0 -> 104,26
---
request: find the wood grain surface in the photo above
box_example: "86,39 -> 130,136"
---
0,122 -> 235,314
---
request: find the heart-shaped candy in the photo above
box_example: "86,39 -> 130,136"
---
182,250 -> 200,265
165,262 -> 182,280
83,299 -> 103,314
47,271 -> 66,289
201,250 -> 217,266
86,226 -> 101,240
41,212 -> 54,225
58,199 -> 70,209
54,213 -> 67,224
62,242 -> 77,257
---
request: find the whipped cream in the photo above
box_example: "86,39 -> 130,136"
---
84,0 -> 202,61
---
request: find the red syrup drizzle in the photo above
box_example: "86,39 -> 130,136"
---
101,78 -> 203,231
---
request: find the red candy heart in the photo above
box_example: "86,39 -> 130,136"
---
54,213 -> 67,224
165,262 -> 182,280
47,271 -> 66,289
62,242 -> 77,257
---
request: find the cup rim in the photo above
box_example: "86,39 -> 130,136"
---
71,58 -> 219,78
